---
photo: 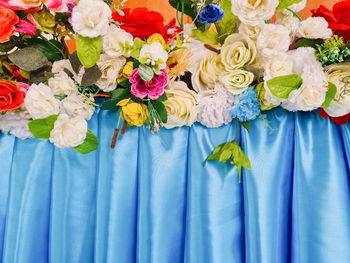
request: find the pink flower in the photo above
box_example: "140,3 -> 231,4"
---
12,66 -> 28,82
16,19 -> 36,35
17,82 -> 30,93
129,69 -> 168,100
2,0 -> 76,12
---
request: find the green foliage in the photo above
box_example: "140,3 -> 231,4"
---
157,93 -> 168,102
27,38 -> 65,61
8,47 -> 48,71
76,35 -> 102,69
28,115 -> 58,140
215,0 -> 238,44
151,100 -> 168,123
138,64 -> 154,81
100,99 -> 120,110
316,36 -> 350,65
74,129 -> 99,154
168,0 -> 200,28
267,74 -> 303,99
293,37 -> 324,50
81,64 -> 102,87
277,0 -> 303,10
192,29 -> 218,45
241,121 -> 250,133
322,82 -> 337,108
111,87 -> 132,101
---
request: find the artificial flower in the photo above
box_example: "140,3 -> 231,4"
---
117,98 -> 149,127
220,70 -> 255,95
48,71 -> 76,96
257,24 -> 291,58
49,114 -> 87,148
0,81 -> 26,111
221,33 -> 257,71
71,0 -> 111,38
238,22 -> 264,41
311,0 -> 350,43
228,87 -> 260,122
276,11 -> 301,41
52,59 -> 74,74
0,111 -> 33,139
139,42 -> 168,73
24,83 -> 60,119
298,17 -> 333,40
165,18 -> 183,40
230,0 -> 279,26
62,93 -> 95,120
166,49 -> 192,78
15,19 -> 36,35
129,69 -> 168,100
112,8 -> 168,41
4,0 -> 75,12
263,53 -> 294,80
96,54 -> 126,92
28,11 -> 56,33
199,4 -> 224,24
147,33 -> 166,48
323,63 -> 350,117
197,84 -> 233,128
0,5 -> 19,43
118,61 -> 134,82
287,0 -> 307,12
163,81 -> 198,129
102,25 -> 134,58
319,108 -> 350,125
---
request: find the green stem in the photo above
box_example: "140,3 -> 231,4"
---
181,1 -> 185,29
176,2 -> 182,28
234,119 -> 240,143
286,7 -> 302,22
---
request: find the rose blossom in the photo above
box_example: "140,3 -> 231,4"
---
0,5 -> 19,43
129,69 -> 168,100
15,19 -> 36,35
0,81 -> 26,111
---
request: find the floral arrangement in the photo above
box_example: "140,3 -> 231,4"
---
0,0 -> 349,180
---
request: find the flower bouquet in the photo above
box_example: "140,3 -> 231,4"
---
0,0 -> 349,180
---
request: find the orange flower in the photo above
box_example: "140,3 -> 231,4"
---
0,6 -> 19,43
0,81 -> 26,111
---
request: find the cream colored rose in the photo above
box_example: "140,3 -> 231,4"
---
276,11 -> 300,40
24,83 -> 60,119
298,17 -> 333,40
231,0 -> 279,25
220,70 -> 254,95
221,33 -> 257,71
71,0 -> 111,38
263,53 -> 294,80
324,63 -> 350,117
288,0 -> 307,12
102,25 -> 134,58
48,72 -> 76,96
62,94 -> 95,120
49,114 -> 87,148
238,22 -> 264,41
257,24 -> 291,58
96,54 -> 126,92
52,59 -> 73,74
163,81 -> 198,129
192,51 -> 224,92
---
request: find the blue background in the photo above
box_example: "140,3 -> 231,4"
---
0,108 -> 349,263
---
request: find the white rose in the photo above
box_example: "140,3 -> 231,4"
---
263,53 -> 294,80
298,17 -> 333,40
257,24 -> 291,58
95,54 -> 126,92
163,81 -> 198,129
191,51 -> 224,92
48,72 -> 76,96
221,33 -> 257,71
139,42 -> 168,71
24,83 -> 60,119
276,11 -> 301,40
49,114 -> 87,148
52,59 -> 73,74
220,70 -> 255,95
231,0 -> 279,25
71,0 -> 111,38
102,25 -> 134,58
287,0 -> 307,12
62,94 -> 95,120
238,22 -> 264,41
324,63 -> 350,117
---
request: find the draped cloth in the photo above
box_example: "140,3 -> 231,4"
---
0,107 -> 349,263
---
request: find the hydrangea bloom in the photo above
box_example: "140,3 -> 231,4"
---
228,87 -> 260,122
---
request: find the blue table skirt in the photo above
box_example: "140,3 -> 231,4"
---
0,108 -> 349,263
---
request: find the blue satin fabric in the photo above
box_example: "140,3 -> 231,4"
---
0,107 -> 349,263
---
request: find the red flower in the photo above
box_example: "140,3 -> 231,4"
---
311,0 -> 350,43
319,108 -> 350,125
0,5 -> 19,43
113,8 -> 182,42
0,81 -> 26,111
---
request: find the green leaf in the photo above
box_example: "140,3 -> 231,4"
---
277,0 -> 303,10
74,129 -> 99,154
192,29 -> 219,45
151,100 -> 168,123
215,0 -> 238,44
241,121 -> 250,133
29,65 -> 52,84
206,143 -> 226,161
76,35 -> 102,69
0,39 -> 16,52
138,64 -> 154,82
8,47 -> 48,71
168,0 -> 199,27
118,79 -> 131,89
28,115 -> 58,140
81,64 -> 102,86
69,51 -> 82,74
133,60 -> 141,69
157,93 -> 168,102
100,99 -> 119,110
322,82 -> 337,108
27,38 -> 64,61
293,37 -> 325,50
111,88 -> 131,101
267,74 -> 303,99
232,143 -> 251,182
219,150 -> 233,162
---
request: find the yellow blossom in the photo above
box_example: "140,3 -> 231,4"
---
32,11 -> 56,33
117,61 -> 134,83
147,33 -> 166,48
166,48 -> 192,78
117,99 -> 149,127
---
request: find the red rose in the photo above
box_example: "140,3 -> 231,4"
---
0,5 -> 19,43
0,81 -> 26,111
112,8 -> 168,41
319,108 -> 350,125
311,0 -> 350,43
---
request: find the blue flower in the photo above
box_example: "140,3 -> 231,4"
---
199,4 -> 224,24
228,87 -> 260,122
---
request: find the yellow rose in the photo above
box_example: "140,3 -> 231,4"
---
118,61 -> 134,83
117,99 -> 149,127
147,33 -> 166,48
